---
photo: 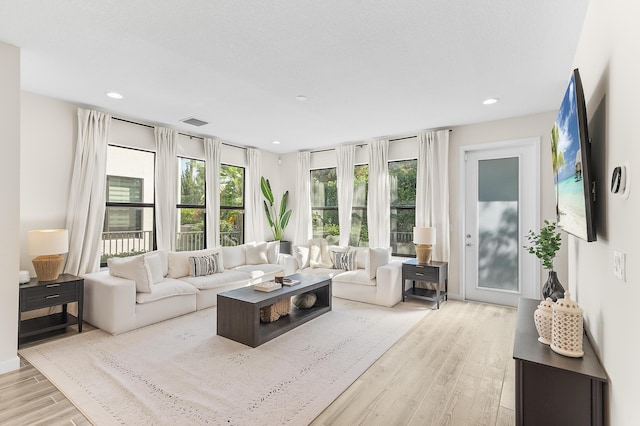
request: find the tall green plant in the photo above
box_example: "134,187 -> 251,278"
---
524,220 -> 562,271
261,176 -> 292,241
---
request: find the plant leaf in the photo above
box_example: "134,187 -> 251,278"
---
260,176 -> 274,205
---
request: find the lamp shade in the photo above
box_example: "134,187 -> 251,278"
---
28,229 -> 69,256
413,227 -> 436,245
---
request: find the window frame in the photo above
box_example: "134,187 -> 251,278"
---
176,156 -> 207,251
389,158 -> 418,257
219,163 -> 246,246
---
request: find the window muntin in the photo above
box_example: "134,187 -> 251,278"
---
177,157 -> 206,251
220,164 -> 245,246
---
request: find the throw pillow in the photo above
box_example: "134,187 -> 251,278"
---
246,242 -> 268,265
308,238 -> 333,268
167,248 -> 224,278
221,244 -> 246,269
293,245 -> 310,269
333,250 -> 357,271
144,252 -> 165,284
366,247 -> 390,280
108,255 -> 153,293
189,253 -> 222,277
266,240 -> 280,264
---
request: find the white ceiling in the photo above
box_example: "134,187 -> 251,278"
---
0,0 -> 589,154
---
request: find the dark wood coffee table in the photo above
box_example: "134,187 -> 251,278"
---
217,274 -> 332,347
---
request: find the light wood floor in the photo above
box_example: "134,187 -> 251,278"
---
1,300 -> 516,425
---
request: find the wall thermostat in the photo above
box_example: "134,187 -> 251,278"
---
610,161 -> 630,199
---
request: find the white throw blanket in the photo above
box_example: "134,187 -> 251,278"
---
307,237 -> 334,268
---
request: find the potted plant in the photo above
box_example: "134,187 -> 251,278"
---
524,220 -> 564,301
261,176 -> 293,254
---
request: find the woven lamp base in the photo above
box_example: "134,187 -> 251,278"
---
32,254 -> 64,281
415,244 -> 433,264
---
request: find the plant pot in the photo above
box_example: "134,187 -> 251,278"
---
542,271 -> 565,302
279,240 -> 292,255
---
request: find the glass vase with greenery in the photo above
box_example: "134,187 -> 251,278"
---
524,220 -> 564,301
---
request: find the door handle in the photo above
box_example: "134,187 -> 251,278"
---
466,243 -> 473,247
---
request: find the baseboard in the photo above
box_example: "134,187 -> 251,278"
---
0,354 -> 20,375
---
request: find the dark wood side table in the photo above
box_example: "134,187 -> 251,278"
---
401,259 -> 448,308
513,298 -> 607,426
18,273 -> 84,346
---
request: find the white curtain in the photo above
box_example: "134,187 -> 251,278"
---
417,130 -> 450,261
245,148 -> 264,242
204,137 -> 222,248
154,127 -> 178,251
367,139 -> 390,248
64,109 -> 111,276
336,144 -> 356,247
293,151 -> 311,245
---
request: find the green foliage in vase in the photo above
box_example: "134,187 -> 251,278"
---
524,220 -> 562,271
261,176 -> 292,241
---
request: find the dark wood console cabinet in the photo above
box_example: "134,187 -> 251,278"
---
513,298 -> 607,426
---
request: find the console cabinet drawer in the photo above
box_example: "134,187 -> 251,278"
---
403,265 -> 438,282
21,282 -> 79,311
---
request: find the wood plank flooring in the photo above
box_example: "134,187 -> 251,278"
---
2,300 -> 516,425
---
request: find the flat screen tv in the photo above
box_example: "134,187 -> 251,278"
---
551,68 -> 596,242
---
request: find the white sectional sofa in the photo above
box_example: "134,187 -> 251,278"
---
281,238 -> 403,307
83,242 -> 284,335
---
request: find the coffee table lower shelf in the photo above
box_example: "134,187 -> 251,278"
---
217,274 -> 332,347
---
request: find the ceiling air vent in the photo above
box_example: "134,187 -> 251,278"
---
181,117 -> 209,127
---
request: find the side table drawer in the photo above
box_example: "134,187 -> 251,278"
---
22,283 -> 78,311
404,266 -> 438,282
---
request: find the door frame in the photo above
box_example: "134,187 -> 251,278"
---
458,137 -> 541,304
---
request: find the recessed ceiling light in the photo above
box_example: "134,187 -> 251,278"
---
106,92 -> 123,99
295,95 -> 307,102
483,97 -> 499,105
272,140 -> 281,145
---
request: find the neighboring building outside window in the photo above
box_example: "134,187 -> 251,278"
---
389,159 -> 417,256
177,157 -> 206,251
102,145 -> 155,265
220,164 -> 245,246
311,168 -> 339,244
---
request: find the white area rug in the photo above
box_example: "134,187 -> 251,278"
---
20,298 -> 430,425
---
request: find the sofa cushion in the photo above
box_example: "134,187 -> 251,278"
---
246,242 -> 268,265
108,255 -> 153,293
189,253 -> 223,277
234,263 -> 282,280
135,278 -> 199,304
180,270 -> 252,290
298,267 -> 342,278
293,245 -> 310,269
332,250 -> 357,271
366,248 -> 390,280
222,245 -> 246,269
332,269 -> 376,286
168,248 -> 224,278
144,252 -> 165,284
355,247 -> 368,269
266,241 -> 280,264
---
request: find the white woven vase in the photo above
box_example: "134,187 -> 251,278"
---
551,291 -> 584,358
534,298 -> 554,345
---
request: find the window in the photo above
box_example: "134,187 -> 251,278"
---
311,168 -> 339,244
102,146 -> 155,265
389,159 -> 417,256
220,164 -> 245,246
350,165 -> 369,247
177,157 -> 206,251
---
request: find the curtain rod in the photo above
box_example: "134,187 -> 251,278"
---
111,117 -> 247,151
310,129 -> 453,154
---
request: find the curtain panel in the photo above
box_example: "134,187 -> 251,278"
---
204,137 -> 222,248
367,139 -> 390,248
64,108 -> 110,276
154,127 -> 178,251
417,130 -> 450,262
336,144 -> 356,247
293,151 -> 311,245
245,148 -> 264,242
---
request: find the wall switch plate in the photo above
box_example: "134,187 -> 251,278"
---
613,250 -> 626,281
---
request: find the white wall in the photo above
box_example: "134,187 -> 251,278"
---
570,1 -> 640,424
0,42 -> 21,374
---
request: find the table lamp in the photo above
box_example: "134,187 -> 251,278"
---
28,229 -> 69,281
413,226 -> 436,264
